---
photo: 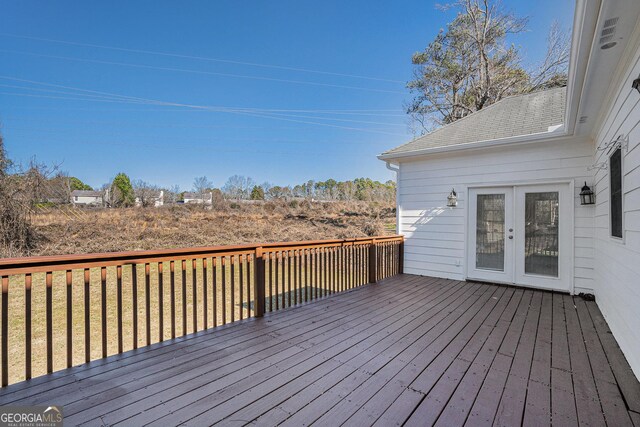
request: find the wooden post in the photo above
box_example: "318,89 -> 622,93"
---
46,271 -> 53,373
398,239 -> 404,275
1,276 -> 8,387
254,247 -> 266,318
368,240 -> 377,284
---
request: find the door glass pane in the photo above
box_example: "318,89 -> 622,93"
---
476,194 -> 505,271
525,192 -> 559,277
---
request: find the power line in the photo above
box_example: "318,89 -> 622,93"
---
0,49 -> 404,95
6,126 -> 397,144
0,75 -> 408,136
0,33 -> 405,84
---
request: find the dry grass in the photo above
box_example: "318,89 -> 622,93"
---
30,200 -> 396,256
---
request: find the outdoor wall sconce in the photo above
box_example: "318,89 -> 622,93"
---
580,182 -> 595,205
447,188 -> 458,207
633,75 -> 640,94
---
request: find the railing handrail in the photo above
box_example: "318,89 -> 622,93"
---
0,235 -> 403,276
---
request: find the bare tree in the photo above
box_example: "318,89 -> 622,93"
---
163,185 -> 182,204
222,175 -> 255,200
0,132 -> 37,256
529,21 -> 571,90
407,0 -> 569,133
193,176 -> 213,201
134,180 -> 160,208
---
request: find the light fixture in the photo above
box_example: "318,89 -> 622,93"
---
633,75 -> 640,94
447,188 -> 457,207
580,182 -> 595,205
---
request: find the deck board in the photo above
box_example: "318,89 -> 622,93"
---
0,274 -> 638,427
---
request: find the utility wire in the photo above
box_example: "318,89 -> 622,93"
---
0,75 -> 407,136
0,33 -> 405,84
0,49 -> 404,94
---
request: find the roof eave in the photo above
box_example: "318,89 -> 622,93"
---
377,126 -> 569,162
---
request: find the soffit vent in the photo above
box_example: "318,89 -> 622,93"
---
599,17 -> 620,46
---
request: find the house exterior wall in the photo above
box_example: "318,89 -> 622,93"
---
590,35 -> 640,378
397,136 -> 595,293
72,196 -> 102,205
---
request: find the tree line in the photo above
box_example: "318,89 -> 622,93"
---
98,174 -> 397,207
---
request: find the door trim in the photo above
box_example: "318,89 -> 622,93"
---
464,180 -> 575,294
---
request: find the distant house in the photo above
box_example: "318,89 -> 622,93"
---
183,192 -> 213,205
135,190 -> 164,208
70,190 -> 103,206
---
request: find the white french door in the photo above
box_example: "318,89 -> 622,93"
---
467,184 -> 571,292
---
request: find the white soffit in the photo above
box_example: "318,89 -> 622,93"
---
574,0 -> 640,136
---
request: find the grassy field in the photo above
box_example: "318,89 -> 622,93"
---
28,200 -> 396,256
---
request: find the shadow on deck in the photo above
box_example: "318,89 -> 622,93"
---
0,274 -> 638,426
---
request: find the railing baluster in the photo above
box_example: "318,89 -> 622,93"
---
84,269 -> 90,363
318,248 -> 322,298
145,263 -> 151,346
231,256 -> 236,322
324,247 -> 328,296
46,272 -> 53,373
100,267 -> 107,358
350,245 -> 354,289
2,276 -> 9,386
25,274 -> 32,379
268,253 -> 273,312
275,252 -> 280,310
296,250 -> 300,305
191,259 -> 197,333
181,260 -> 187,335
287,251 -> 292,308
116,265 -> 123,354
132,264 -> 138,349
245,255 -> 251,317
304,249 -> 312,302
239,255 -> 244,320
158,262 -> 164,342
212,258 -> 217,327
314,248 -> 318,300
221,257 -> 226,324
170,261 -> 176,339
203,258 -> 208,329
66,270 -> 73,367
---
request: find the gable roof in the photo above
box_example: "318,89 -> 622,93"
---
381,87 -> 566,158
183,192 -> 212,200
71,190 -> 102,197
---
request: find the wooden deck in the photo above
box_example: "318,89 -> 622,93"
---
0,274 -> 639,426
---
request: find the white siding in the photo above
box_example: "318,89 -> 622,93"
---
398,137 -> 595,291
73,196 -> 102,205
590,38 -> 640,378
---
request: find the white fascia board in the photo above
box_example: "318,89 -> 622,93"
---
565,0 -> 601,135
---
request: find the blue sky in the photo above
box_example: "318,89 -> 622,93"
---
0,0 -> 574,190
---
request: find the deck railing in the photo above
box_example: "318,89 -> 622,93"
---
0,235 -> 403,386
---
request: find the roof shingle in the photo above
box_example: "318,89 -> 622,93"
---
383,87 -> 566,156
